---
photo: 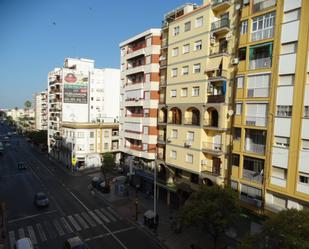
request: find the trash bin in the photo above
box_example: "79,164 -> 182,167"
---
143,210 -> 155,228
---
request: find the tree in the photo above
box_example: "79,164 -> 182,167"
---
101,152 -> 115,186
24,100 -> 32,109
178,186 -> 240,249
238,209 -> 309,249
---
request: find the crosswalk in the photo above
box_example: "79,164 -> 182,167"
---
8,207 -> 123,249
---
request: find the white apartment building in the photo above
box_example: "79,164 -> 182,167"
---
34,91 -> 48,130
61,122 -> 120,169
119,29 -> 161,173
47,58 -> 120,160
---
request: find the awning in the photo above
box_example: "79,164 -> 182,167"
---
205,57 -> 222,72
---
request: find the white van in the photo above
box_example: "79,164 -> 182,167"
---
15,238 -> 33,249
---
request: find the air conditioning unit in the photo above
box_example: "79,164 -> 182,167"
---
201,159 -> 207,165
231,58 -> 239,65
210,36 -> 216,45
184,140 -> 192,147
236,3 -> 241,10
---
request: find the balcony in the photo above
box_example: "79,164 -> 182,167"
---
202,142 -> 224,156
126,65 -> 145,75
211,18 -> 230,35
249,42 -> 273,70
127,43 -> 146,54
211,0 -> 231,12
158,134 -> 166,144
251,27 -> 274,42
161,38 -> 168,48
207,94 -> 225,103
246,116 -> 267,127
160,59 -> 167,68
252,0 -> 276,13
249,57 -> 271,70
242,169 -> 263,184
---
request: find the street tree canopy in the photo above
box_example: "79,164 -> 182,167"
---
101,152 -> 115,185
178,185 -> 240,249
24,100 -> 32,109
238,208 -> 309,249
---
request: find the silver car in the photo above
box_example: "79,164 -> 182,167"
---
34,192 -> 49,207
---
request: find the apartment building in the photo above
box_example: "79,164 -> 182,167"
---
155,0 -> 238,205
61,122 -> 119,169
230,0 -> 309,212
34,91 -> 48,130
47,58 -> 120,161
119,29 -> 161,192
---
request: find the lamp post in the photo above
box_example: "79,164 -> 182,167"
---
153,162 -> 157,225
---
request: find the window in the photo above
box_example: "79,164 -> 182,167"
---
234,128 -> 241,140
183,44 -> 190,54
194,40 -> 202,51
104,130 -> 109,137
239,47 -> 246,60
192,87 -> 200,96
274,136 -> 290,148
171,129 -> 178,139
143,126 -> 149,135
172,47 -> 179,57
102,143 -> 108,150
283,9 -> 300,23
170,150 -> 177,159
279,75 -> 294,86
77,144 -> 84,151
181,88 -> 188,97
236,76 -> 244,88
144,91 -> 150,100
273,195 -> 286,208
304,106 -> 309,118
170,89 -> 177,98
171,68 -> 178,77
193,63 -> 201,74
272,166 -> 287,180
186,154 -> 193,163
240,20 -> 248,35
77,132 -> 84,138
186,131 -> 194,141
251,12 -> 276,41
276,105 -> 292,117
299,173 -> 309,185
90,131 -> 94,138
90,144 -> 94,151
281,42 -> 297,55
144,108 -> 149,117
236,103 -> 242,115
91,97 -> 94,101
182,66 -> 189,75
232,154 -> 240,166
302,140 -> 309,150
143,143 -> 148,151
195,16 -> 203,28
146,55 -> 151,64
173,26 -> 179,36
184,21 -> 191,32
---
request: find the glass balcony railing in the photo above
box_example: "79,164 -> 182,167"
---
242,169 -> 263,183
249,57 -> 272,70
253,0 -> 276,13
211,18 -> 230,32
251,27 -> 274,42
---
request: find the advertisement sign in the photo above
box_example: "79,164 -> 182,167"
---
63,73 -> 88,104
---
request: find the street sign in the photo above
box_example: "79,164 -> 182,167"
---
72,157 -> 77,166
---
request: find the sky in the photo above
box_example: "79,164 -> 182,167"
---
0,0 -> 202,109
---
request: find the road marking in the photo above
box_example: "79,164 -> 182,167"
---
101,207 -> 117,222
88,210 -> 103,225
70,192 -> 90,211
81,212 -> 96,228
94,209 -> 110,223
74,214 -> 89,230
8,210 -> 57,223
9,231 -> 15,249
36,223 -> 47,242
67,215 -> 81,231
60,217 -> 73,234
53,219 -> 65,236
84,226 -> 135,242
18,228 -> 25,239
107,206 -> 123,220
27,225 -> 37,244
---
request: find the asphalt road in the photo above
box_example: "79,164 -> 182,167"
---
0,123 -> 162,249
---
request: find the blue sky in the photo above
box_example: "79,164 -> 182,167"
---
0,0 -> 202,109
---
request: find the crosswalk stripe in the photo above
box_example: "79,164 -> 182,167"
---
36,223 -> 47,242
53,220 -> 65,236
68,215 -> 81,231
88,210 -> 102,225
94,209 -> 110,223
107,206 -> 123,220
61,217 -> 73,234
27,225 -> 37,244
44,220 -> 57,239
18,228 -> 25,239
74,214 -> 89,229
9,231 -> 15,249
101,207 -> 117,222
81,212 -> 96,227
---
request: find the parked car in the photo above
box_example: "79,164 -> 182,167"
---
34,192 -> 49,207
17,162 -> 27,170
15,237 -> 33,249
64,236 -> 88,249
3,136 -> 9,143
91,177 -> 110,193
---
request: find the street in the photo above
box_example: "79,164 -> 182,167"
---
0,124 -> 162,249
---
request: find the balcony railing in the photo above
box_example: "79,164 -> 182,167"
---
251,27 -> 274,42
212,0 -> 230,6
253,0 -> 276,13
249,57 -> 271,70
211,18 -> 230,32
247,87 -> 269,98
207,94 -> 225,103
202,142 -> 223,152
202,164 -> 221,176
184,118 -> 200,126
161,39 -> 168,48
158,134 -> 166,142
242,169 -> 263,184
245,142 -> 265,154
127,43 -> 146,53
246,116 -> 267,127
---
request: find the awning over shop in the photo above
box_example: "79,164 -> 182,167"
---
205,57 -> 222,72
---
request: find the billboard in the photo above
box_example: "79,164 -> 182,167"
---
63,73 -> 88,104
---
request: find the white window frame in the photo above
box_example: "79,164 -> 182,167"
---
240,20 -> 248,35
171,129 -> 178,139
170,89 -> 177,98
193,63 -> 201,74
236,103 -> 242,115
181,88 -> 188,97
171,68 -> 178,77
194,40 -> 202,51
182,66 -> 189,75
183,44 -> 190,54
170,150 -> 177,159
173,26 -> 180,36
172,47 -> 179,57
192,87 -> 200,96
184,21 -> 191,32
195,16 -> 203,28
186,154 -> 193,163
